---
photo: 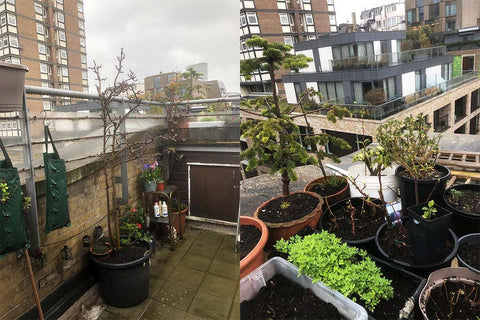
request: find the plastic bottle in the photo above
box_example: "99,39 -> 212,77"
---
161,201 -> 168,217
153,201 -> 160,218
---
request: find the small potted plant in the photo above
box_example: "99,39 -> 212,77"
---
418,267 -> 480,319
406,200 -> 452,265
139,161 -> 163,192
240,216 -> 268,279
456,233 -> 480,273
348,141 -> 398,203
443,184 -> 480,236
376,113 -> 450,211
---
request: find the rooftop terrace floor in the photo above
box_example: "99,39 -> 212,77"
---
71,229 -> 240,320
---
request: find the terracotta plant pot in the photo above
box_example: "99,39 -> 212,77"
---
172,205 -> 187,235
156,181 -> 165,191
418,267 -> 480,320
240,216 -> 268,279
254,191 -> 324,247
90,242 -> 113,261
304,175 -> 350,208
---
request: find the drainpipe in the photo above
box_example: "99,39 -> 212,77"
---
21,90 -> 41,255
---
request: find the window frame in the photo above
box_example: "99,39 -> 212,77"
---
246,12 -> 258,25
305,14 -> 314,26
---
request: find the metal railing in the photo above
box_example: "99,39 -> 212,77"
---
334,71 -> 479,120
330,46 -> 446,71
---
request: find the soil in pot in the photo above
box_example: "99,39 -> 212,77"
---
309,178 -> 347,198
377,220 -> 454,264
240,225 -> 261,260
257,192 -> 319,223
322,198 -> 384,241
397,168 -> 446,180
240,274 -> 344,320
99,243 -> 149,264
458,241 -> 480,271
366,263 -> 421,319
424,280 -> 480,319
445,188 -> 480,215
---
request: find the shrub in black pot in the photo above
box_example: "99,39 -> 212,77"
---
91,206 -> 153,307
377,114 -> 450,212
443,184 -> 480,237
406,200 -> 452,265
457,233 -> 480,274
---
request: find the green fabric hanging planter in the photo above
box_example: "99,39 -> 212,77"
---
44,126 -> 70,234
0,138 -> 28,256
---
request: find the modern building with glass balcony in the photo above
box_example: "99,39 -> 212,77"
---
276,31 -> 480,153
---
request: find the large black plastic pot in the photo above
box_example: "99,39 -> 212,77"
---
406,202 -> 452,265
91,240 -> 153,307
396,164 -> 450,214
375,219 -> 458,277
319,197 -> 384,255
443,184 -> 480,237
457,233 -> 480,274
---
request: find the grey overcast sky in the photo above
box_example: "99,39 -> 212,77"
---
335,0 -> 394,25
84,0 -> 239,94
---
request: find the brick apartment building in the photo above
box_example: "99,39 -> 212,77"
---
0,0 -> 88,114
240,0 -> 337,97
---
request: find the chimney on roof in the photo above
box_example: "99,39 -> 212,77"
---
352,12 -> 357,31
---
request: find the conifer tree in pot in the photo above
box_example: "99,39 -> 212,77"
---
241,36 -> 349,245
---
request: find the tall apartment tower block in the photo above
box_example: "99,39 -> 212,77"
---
240,0 -> 337,97
0,0 -> 88,114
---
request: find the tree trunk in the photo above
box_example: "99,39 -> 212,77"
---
281,171 -> 290,197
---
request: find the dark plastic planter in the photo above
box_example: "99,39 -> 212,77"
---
396,164 -> 450,214
319,197 -> 384,254
406,202 -> 452,265
369,256 -> 426,320
91,240 -> 153,307
443,184 -> 480,237
457,233 -> 480,274
375,219 -> 458,277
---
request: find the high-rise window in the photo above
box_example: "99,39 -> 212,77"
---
36,23 -> 45,35
57,12 -> 65,23
305,14 -> 314,25
81,54 -> 87,63
38,43 -> 47,54
279,13 -> 289,25
59,49 -> 67,59
35,3 -> 43,15
429,4 -> 439,19
445,20 -> 456,31
58,30 -> 66,41
246,12 -> 258,25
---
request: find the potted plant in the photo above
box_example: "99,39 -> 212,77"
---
443,184 -> 480,236
171,197 -> 187,235
240,257 -> 368,319
90,206 -> 153,307
418,267 -> 480,319
457,233 -> 480,273
375,218 -> 458,277
275,231 -> 394,313
319,197 -> 385,253
406,200 -> 452,265
376,113 -> 450,212
89,50 -> 159,307
241,36 -> 323,246
240,216 -> 268,279
139,161 -> 163,192
348,141 -> 398,203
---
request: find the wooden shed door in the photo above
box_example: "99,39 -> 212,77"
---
188,163 -> 239,222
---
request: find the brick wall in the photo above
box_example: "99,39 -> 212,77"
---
0,157 -> 148,319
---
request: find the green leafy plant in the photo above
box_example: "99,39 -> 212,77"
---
120,206 -> 152,245
22,196 -> 31,212
139,161 -> 163,183
0,180 -> 10,204
364,88 -> 386,106
275,231 -> 393,312
448,189 -> 462,204
352,140 -> 392,176
422,200 -> 437,220
376,113 -> 439,180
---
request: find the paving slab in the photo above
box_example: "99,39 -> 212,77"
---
188,290 -> 233,320
168,265 -> 206,289
208,259 -> 239,281
154,281 -> 197,311
199,273 -> 237,300
178,253 -> 213,272
141,300 -> 186,320
188,240 -> 220,258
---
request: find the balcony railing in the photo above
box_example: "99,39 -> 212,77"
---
334,71 -> 479,120
330,46 -> 446,71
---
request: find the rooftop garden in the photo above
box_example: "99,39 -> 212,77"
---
239,37 -> 480,320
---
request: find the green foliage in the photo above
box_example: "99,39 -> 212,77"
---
402,26 -> 434,50
120,206 -> 152,245
376,114 -> 439,179
275,232 -> 394,312
422,200 -> 437,219
448,189 -> 462,203
22,196 -> 31,212
280,200 -> 290,210
352,140 -> 392,176
0,180 -> 10,204
139,161 -> 163,183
